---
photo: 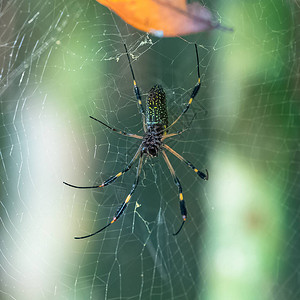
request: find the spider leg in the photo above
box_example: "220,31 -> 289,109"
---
162,112 -> 197,141
63,145 -> 142,189
74,154 -> 144,239
90,116 -> 143,139
163,144 -> 208,180
162,151 -> 186,235
166,44 -> 201,131
162,130 -> 187,140
124,44 -> 147,132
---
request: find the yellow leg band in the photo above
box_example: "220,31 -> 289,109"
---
125,194 -> 131,203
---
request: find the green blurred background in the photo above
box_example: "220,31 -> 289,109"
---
0,0 -> 299,299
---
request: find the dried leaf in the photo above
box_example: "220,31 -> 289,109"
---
96,0 -> 229,37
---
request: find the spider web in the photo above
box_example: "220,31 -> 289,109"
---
0,0 -> 299,299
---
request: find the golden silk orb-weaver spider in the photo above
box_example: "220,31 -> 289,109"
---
64,44 -> 208,239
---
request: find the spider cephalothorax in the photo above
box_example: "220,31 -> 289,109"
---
142,124 -> 164,157
64,44 -> 208,239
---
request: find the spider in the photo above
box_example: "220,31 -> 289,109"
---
64,43 -> 208,239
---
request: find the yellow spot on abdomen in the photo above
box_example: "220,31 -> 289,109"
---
179,193 -> 183,200
194,168 -> 198,173
116,172 -> 122,177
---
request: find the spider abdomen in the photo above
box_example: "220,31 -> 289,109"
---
146,85 -> 168,129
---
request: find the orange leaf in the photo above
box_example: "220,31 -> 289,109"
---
96,0 -> 228,37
